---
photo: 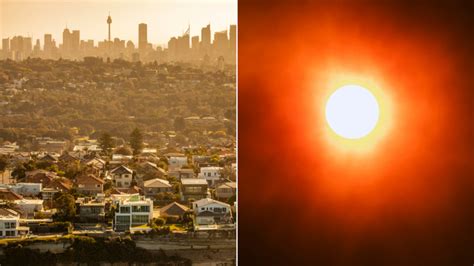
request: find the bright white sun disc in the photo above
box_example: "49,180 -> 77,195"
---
325,85 -> 380,139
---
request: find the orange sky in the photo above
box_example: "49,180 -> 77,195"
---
0,0 -> 237,47
238,1 -> 473,264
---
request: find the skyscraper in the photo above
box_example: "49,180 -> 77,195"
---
192,36 -> 200,50
213,30 -> 228,56
44,34 -> 52,52
107,14 -> 112,42
229,25 -> 236,64
138,23 -> 147,53
176,26 -> 190,60
200,24 -> 211,55
23,37 -> 33,54
63,28 -> 71,52
229,25 -> 236,52
33,39 -> 41,53
10,36 -> 31,60
71,30 -> 80,51
2,38 -> 9,52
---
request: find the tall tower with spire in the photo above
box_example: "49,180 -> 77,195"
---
107,13 -> 112,42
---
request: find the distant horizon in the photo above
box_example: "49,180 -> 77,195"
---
0,22 -> 235,50
0,0 -> 237,48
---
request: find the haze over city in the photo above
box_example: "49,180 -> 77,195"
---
0,0 -> 237,47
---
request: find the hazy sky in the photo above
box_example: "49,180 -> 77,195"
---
0,0 -> 237,48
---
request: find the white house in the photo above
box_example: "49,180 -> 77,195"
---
114,194 -> 153,231
110,165 -> 134,188
9,183 -> 42,197
168,156 -> 188,170
192,198 -> 232,226
198,166 -> 223,187
0,208 -> 29,238
14,199 -> 44,218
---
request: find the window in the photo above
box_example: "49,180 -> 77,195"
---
0,231 -> 2,236
185,187 -> 202,193
124,182 -> 129,185
5,231 -> 14,236
131,215 -> 149,224
207,173 -> 211,177
132,205 -> 150,213
10,222 -> 15,228
214,207 -> 225,213
96,184 -> 101,188
117,182 -> 122,187
201,207 -> 205,211
116,216 -> 130,224
120,206 -> 130,213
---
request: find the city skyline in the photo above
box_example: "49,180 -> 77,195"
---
1,21 -> 236,63
0,0 -> 237,47
1,20 -> 235,50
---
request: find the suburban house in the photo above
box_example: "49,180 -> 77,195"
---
198,166 -> 223,187
58,152 -> 80,165
75,174 -> 105,195
192,155 -> 215,168
110,165 -> 134,188
84,157 -> 106,177
38,153 -> 59,164
0,188 -> 23,201
10,153 -> 32,165
168,168 -> 195,180
0,168 -> 14,185
76,198 -> 106,222
180,178 -> 209,201
41,187 -> 58,202
159,202 -> 189,221
142,178 -> 172,197
38,140 -> 67,154
112,186 -> 142,195
8,183 -> 42,197
24,170 -> 73,192
14,199 -> 44,218
192,198 -> 233,226
113,194 -> 153,231
25,169 -> 58,182
47,178 -> 73,192
0,208 -> 29,238
168,156 -> 188,170
136,162 -> 166,179
215,182 -> 237,201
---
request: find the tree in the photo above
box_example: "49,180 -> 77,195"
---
52,192 -> 76,222
0,156 -> 9,172
115,146 -> 132,155
98,132 -> 115,155
12,164 -> 26,180
129,128 -> 144,155
220,165 -> 236,181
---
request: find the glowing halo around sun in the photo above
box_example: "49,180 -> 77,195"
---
325,85 -> 380,139
314,72 -> 395,154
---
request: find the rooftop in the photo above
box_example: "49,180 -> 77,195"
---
181,178 -> 208,185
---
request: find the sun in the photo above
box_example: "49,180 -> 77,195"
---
325,85 -> 380,139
